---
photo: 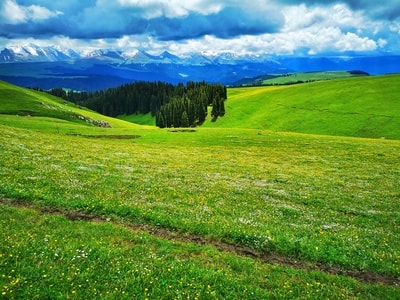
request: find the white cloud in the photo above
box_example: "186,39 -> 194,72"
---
1,0 -> 27,23
335,32 -> 377,51
2,27 -> 379,57
389,22 -> 400,34
117,0 -> 223,18
0,1 -> 398,55
29,4 -> 62,20
282,3 -> 366,32
277,3 -> 381,54
378,38 -> 388,48
161,24 -> 379,56
0,0 -> 62,24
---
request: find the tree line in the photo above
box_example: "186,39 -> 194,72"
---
47,81 -> 227,128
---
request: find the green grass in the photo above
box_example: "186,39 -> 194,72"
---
121,75 -> 400,140
259,71 -> 365,85
0,80 -> 143,131
3,205 -> 397,299
118,113 -> 156,126
236,71 -> 365,87
1,79 -> 400,298
204,74 -> 400,139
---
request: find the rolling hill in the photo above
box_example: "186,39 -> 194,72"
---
205,74 -> 400,139
2,74 -> 399,140
231,70 -> 369,86
0,78 -> 399,298
0,80 -> 143,134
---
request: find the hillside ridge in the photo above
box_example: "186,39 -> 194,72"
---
1,75 -> 399,140
205,74 -> 400,139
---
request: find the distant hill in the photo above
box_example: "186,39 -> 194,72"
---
204,74 -> 400,140
231,71 -> 370,87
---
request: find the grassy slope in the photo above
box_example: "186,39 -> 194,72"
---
238,70 -> 362,86
118,112 -> 156,126
124,74 -> 400,140
0,80 -> 143,132
204,74 -> 400,139
260,71 -> 364,85
1,80 -> 400,298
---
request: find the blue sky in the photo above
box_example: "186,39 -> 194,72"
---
0,0 -> 399,56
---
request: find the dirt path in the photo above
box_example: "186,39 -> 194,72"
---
1,198 -> 399,287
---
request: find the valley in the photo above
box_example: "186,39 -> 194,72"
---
0,76 -> 399,298
1,0 -> 400,297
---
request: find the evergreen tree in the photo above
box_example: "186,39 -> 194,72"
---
47,80 -> 227,128
156,111 -> 166,128
219,98 -> 226,116
211,97 -> 220,119
181,111 -> 189,128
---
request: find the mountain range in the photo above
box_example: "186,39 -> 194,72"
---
0,44 -> 274,65
0,44 -> 399,91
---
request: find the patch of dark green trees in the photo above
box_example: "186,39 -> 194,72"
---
48,81 -> 227,128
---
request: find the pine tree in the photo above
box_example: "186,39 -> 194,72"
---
211,97 -> 220,119
156,111 -> 166,128
181,111 -> 189,127
219,98 -> 225,116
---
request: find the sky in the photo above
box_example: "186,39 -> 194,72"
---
0,0 -> 399,56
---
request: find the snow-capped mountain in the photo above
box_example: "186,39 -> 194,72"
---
0,44 -> 80,63
0,44 -> 398,91
0,44 -> 256,65
157,51 -> 181,64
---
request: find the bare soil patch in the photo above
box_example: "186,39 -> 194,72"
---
67,133 -> 140,139
168,129 -> 196,133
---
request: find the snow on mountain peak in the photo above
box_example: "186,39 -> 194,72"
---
0,44 -> 82,62
121,49 -> 139,58
0,43 -> 271,66
24,45 -> 40,56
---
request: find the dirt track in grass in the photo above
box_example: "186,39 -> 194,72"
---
1,198 -> 399,287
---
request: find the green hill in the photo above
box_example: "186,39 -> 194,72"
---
233,70 -> 368,86
0,80 -> 143,134
1,79 -> 400,298
204,74 -> 400,139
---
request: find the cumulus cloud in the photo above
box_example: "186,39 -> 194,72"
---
144,6 -> 283,41
0,0 -> 399,55
117,0 -> 223,18
1,0 -> 284,40
0,0 -> 62,24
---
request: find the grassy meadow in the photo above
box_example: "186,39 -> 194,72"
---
205,75 -> 400,139
1,77 -> 400,299
237,71 -> 364,87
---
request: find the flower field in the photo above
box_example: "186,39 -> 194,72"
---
1,121 -> 399,298
0,79 -> 399,298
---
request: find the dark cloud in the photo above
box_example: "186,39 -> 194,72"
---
0,0 -> 399,55
341,0 -> 400,20
148,8 -> 283,41
278,0 -> 400,20
0,1 -> 284,41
